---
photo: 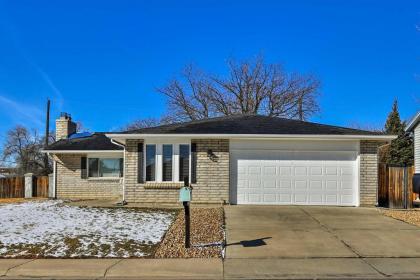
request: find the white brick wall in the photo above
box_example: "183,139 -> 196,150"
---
124,139 -> 230,204
55,154 -> 122,200
359,140 -> 386,206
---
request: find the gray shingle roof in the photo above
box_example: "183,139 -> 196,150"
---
117,115 -> 384,136
45,133 -> 123,151
46,115 -> 385,151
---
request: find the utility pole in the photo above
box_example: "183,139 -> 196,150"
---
44,99 -> 50,173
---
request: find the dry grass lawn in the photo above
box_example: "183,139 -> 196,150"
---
0,198 -> 47,204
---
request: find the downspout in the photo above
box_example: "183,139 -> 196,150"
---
53,156 -> 57,199
111,139 -> 126,204
47,152 -> 57,199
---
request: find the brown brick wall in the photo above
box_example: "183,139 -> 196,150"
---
124,139 -> 230,204
55,154 -> 123,200
359,140 -> 387,206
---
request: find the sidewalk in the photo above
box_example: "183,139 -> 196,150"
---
3,258 -> 420,279
0,259 -> 222,279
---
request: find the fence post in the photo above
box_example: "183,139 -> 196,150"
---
24,173 -> 33,198
403,167 -> 409,209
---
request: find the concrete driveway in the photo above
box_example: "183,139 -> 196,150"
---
224,206 -> 420,279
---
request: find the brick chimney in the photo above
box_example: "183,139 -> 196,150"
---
56,112 -> 77,140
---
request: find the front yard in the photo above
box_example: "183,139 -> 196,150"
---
0,200 -> 177,258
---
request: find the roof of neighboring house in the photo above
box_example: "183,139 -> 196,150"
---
45,133 -> 123,152
406,111 -> 420,132
112,115 -> 385,136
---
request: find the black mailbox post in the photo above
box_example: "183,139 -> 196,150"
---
179,176 -> 192,248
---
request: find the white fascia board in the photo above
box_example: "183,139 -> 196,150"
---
406,111 -> 420,132
106,133 -> 397,141
41,150 -> 123,154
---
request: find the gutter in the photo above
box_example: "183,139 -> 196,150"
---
106,133 -> 397,141
46,152 -> 57,199
110,139 -> 127,205
41,150 -> 123,154
405,111 -> 420,132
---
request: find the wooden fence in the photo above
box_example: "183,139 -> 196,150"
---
0,176 -> 25,198
0,175 -> 49,199
33,176 -> 49,198
378,164 -> 415,208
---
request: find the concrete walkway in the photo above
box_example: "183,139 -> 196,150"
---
0,259 -> 222,279
224,205 -> 420,279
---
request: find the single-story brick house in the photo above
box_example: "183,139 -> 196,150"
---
44,113 -> 395,206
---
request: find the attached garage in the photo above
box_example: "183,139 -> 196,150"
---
230,140 -> 359,206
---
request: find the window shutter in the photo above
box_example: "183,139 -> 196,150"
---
81,156 -> 87,179
119,158 -> 124,177
191,143 -> 197,184
137,143 -> 144,183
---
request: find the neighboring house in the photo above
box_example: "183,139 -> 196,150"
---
0,167 -> 17,178
44,113 -> 395,207
406,111 -> 420,174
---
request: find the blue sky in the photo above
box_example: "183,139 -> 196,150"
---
0,0 -> 419,143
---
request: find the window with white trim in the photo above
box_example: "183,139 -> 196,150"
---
88,158 -> 123,178
146,144 -> 156,181
144,143 -> 190,183
179,144 -> 190,182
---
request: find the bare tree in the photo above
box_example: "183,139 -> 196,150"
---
158,56 -> 321,122
348,122 -> 383,133
2,126 -> 51,175
121,117 -> 162,131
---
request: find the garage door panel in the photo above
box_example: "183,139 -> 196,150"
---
248,166 -> 261,174
248,193 -> 261,203
280,167 -> 292,175
249,180 -> 261,189
341,195 -> 354,204
263,180 -> 276,188
341,167 -> 354,175
279,180 -> 292,189
263,194 -> 277,203
310,181 -> 323,190
263,166 -> 277,175
279,194 -> 292,203
309,194 -> 323,203
294,166 -> 308,176
232,144 -> 358,206
341,181 -> 354,190
310,167 -> 323,175
295,180 -> 308,190
294,194 -> 308,203
325,167 -> 338,175
326,194 -> 339,204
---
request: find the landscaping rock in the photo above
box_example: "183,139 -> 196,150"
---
155,207 -> 224,258
381,209 -> 420,227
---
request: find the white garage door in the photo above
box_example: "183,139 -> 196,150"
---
230,140 -> 359,206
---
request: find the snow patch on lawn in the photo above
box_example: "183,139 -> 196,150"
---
0,200 -> 175,257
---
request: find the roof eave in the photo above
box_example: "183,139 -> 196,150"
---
405,112 -> 420,132
42,150 -> 123,154
106,133 -> 397,141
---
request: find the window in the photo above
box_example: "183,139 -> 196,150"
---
162,145 -> 173,181
179,144 -> 190,182
88,158 -> 123,178
88,158 -> 99,177
144,143 -> 190,183
146,144 -> 156,181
